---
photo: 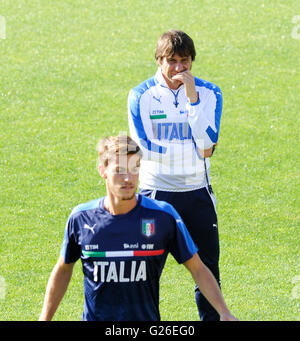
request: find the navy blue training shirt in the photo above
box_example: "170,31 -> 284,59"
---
60,194 -> 198,321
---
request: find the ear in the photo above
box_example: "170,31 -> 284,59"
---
98,165 -> 107,179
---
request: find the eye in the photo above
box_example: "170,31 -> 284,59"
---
167,59 -> 176,64
115,167 -> 126,174
130,166 -> 140,174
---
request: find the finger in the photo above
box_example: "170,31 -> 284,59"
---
172,73 -> 191,83
177,70 -> 193,78
173,71 -> 194,81
171,75 -> 183,82
172,72 -> 185,79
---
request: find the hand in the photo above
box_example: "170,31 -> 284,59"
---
220,312 -> 239,321
172,70 -> 198,103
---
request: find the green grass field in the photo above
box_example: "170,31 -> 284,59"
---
0,0 -> 299,321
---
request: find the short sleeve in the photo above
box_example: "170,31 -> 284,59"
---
168,206 -> 198,264
60,215 -> 81,263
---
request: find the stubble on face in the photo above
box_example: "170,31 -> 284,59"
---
158,54 -> 192,90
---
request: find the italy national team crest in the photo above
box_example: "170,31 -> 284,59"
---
142,219 -> 155,237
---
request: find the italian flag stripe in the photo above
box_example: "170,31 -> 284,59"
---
150,114 -> 167,120
82,249 -> 164,257
134,250 -> 164,256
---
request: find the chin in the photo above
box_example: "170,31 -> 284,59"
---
121,194 -> 136,201
120,191 -> 136,200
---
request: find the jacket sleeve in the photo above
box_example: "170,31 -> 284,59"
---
128,88 -> 166,162
187,84 -> 223,150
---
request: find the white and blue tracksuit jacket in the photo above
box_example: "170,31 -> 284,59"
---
128,68 -> 222,192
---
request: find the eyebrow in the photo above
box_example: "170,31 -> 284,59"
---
167,56 -> 189,62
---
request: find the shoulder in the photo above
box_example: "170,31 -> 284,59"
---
140,195 -> 178,218
129,76 -> 158,99
69,197 -> 103,219
139,196 -> 194,248
194,77 -> 222,95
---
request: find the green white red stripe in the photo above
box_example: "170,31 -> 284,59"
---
82,249 -> 164,258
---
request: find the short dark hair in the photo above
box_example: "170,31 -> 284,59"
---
155,30 -> 196,63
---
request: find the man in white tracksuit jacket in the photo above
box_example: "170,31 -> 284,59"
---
128,30 -> 223,321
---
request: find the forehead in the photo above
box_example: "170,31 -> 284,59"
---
108,153 -> 141,168
164,53 -> 192,61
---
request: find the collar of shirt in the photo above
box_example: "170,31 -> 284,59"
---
155,68 -> 166,86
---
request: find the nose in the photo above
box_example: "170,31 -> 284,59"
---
175,62 -> 184,72
123,172 -> 133,182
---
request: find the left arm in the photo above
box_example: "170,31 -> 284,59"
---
39,257 -> 75,321
173,71 -> 222,157
184,254 -> 238,321
197,145 -> 215,158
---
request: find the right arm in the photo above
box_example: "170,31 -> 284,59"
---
128,88 -> 167,162
39,256 -> 75,321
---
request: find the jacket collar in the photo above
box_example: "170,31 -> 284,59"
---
155,68 -> 166,86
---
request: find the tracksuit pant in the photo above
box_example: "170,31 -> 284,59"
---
139,186 -> 220,321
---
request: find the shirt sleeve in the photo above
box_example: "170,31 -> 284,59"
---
60,214 -> 81,264
187,84 -> 223,150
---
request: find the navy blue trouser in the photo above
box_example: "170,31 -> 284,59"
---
139,187 -> 220,321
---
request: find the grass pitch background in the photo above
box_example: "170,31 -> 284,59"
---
0,0 -> 299,321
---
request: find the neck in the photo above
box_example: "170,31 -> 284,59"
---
104,193 -> 137,215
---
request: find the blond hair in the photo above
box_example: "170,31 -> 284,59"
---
97,135 -> 142,168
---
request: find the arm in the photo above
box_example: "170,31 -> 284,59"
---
197,145 -> 215,158
187,88 -> 222,156
128,88 -> 166,162
184,254 -> 238,321
39,256 -> 75,321
173,71 -> 222,157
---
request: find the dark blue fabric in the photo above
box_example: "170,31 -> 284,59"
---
139,187 -> 220,321
61,194 -> 197,321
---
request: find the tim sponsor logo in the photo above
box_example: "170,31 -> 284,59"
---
123,243 -> 139,249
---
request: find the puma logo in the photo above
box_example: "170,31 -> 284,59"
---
83,223 -> 96,234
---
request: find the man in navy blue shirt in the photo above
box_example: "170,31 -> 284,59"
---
39,135 -> 237,321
